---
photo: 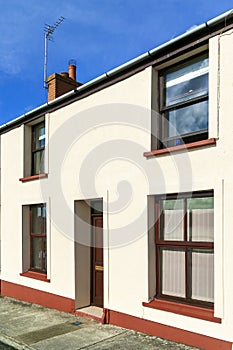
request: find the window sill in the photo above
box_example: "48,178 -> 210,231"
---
19,174 -> 48,182
142,299 -> 221,323
20,271 -> 50,282
144,138 -> 216,157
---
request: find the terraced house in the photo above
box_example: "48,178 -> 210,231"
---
1,10 -> 233,350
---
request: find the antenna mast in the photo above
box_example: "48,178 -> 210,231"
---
44,16 -> 65,89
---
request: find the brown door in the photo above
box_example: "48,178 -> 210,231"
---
91,216 -> 103,307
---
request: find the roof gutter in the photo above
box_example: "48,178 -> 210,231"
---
1,9 -> 233,133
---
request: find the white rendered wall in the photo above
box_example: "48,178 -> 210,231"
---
1,29 -> 233,343
1,68 -> 151,301
141,30 -> 233,342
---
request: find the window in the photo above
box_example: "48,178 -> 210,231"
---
155,191 -> 214,308
159,53 -> 209,149
31,121 -> 45,175
21,117 -> 47,180
29,204 -> 47,272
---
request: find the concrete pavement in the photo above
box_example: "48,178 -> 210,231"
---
0,296 -> 201,350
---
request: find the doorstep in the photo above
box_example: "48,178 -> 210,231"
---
75,306 -> 103,322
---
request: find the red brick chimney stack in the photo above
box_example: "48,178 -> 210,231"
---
46,60 -> 82,102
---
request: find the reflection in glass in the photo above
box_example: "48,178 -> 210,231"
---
91,200 -> 103,214
161,54 -> 209,149
34,124 -> 45,149
166,100 -> 208,138
165,56 -> 209,107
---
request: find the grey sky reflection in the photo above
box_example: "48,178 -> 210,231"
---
168,100 -> 208,137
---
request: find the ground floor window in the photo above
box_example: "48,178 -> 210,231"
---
22,203 -> 47,274
155,191 -> 214,308
30,204 -> 47,272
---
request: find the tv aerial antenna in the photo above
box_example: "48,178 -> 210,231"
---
43,16 -> 65,89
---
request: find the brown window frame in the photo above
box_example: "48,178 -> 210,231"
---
155,190 -> 214,309
31,121 -> 45,176
29,204 -> 47,273
158,53 -> 209,150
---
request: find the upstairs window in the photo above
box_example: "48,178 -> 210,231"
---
31,121 -> 45,175
159,53 -> 209,149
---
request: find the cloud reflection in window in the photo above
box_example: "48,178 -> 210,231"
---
167,100 -> 208,138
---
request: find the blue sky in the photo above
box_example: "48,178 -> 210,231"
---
0,0 -> 232,124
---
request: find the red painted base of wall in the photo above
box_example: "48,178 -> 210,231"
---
106,309 -> 232,350
1,280 -> 75,314
1,281 -> 232,350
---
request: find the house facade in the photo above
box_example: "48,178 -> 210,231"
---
1,10 -> 233,350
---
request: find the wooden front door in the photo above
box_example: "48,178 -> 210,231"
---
91,216 -> 103,307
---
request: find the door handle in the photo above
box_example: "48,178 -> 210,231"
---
95,265 -> 104,271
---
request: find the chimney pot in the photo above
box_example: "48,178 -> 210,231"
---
60,72 -> 69,78
68,59 -> 77,81
68,64 -> 76,81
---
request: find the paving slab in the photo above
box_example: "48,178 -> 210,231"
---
0,296 -> 201,350
31,323 -> 127,350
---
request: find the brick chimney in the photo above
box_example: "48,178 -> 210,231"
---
46,60 -> 82,102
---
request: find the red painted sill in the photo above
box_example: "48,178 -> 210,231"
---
20,271 -> 50,283
142,299 -> 221,323
144,138 -> 216,157
19,174 -> 48,182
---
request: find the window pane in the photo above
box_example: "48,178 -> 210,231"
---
190,249 -> 214,302
165,100 -> 208,138
31,206 -> 41,234
39,127 -> 45,148
44,238 -> 47,271
165,56 -> 209,107
160,199 -> 184,240
91,201 -> 103,214
42,206 -> 46,234
31,237 -> 46,271
188,197 -> 214,242
33,123 -> 45,150
162,249 -> 185,297
33,150 -> 45,175
31,205 -> 46,235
